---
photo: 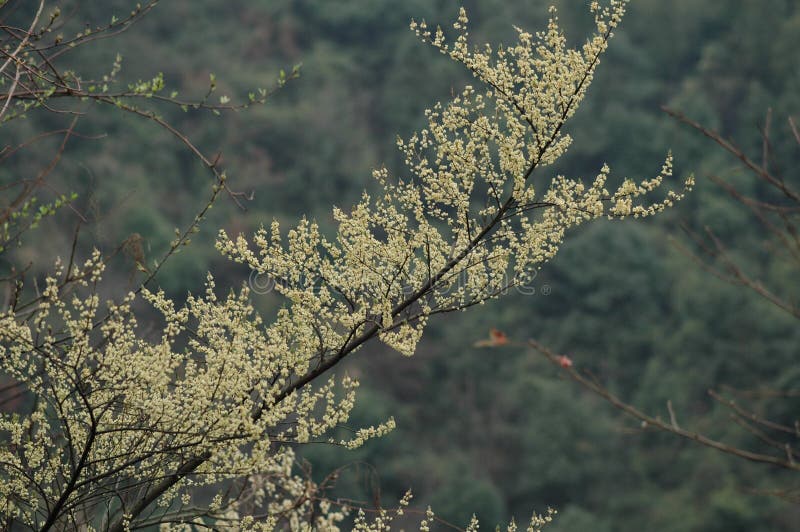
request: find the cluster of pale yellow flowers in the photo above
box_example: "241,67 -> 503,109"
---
1,1 -> 691,529
219,1 -> 691,360
0,253 -> 387,528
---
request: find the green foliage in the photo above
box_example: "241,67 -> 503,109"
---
2,0 -> 798,529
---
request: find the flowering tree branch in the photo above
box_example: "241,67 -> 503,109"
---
0,2 -> 694,529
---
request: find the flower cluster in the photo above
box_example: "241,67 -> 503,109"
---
220,0 -> 691,364
0,254 -> 377,528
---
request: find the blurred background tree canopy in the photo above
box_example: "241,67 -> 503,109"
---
2,0 -> 798,530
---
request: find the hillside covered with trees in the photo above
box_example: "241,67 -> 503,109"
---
1,0 -> 798,530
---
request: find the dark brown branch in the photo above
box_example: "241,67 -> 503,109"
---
529,339 -> 800,473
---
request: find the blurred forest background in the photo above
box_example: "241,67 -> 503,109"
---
3,0 -> 800,530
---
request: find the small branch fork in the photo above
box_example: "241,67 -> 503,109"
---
665,107 -> 800,318
528,339 -> 800,473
